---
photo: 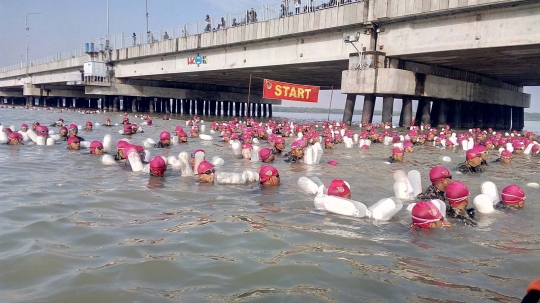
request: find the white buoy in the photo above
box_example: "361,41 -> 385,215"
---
46,138 -> 55,146
321,195 -> 371,218
242,170 -> 259,182
407,170 -> 422,198
199,134 -> 213,141
101,154 -> 116,165
128,152 -> 144,172
143,138 -> 156,148
481,181 -> 500,205
473,194 -> 495,214
368,197 -> 403,221
212,156 -> 225,166
178,152 -> 193,177
216,172 -> 247,184
0,132 -> 8,144
103,134 -> 112,153
80,141 -> 91,149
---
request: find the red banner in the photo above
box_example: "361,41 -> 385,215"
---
263,79 -> 320,103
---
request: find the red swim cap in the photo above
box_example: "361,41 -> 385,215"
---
501,150 -> 513,159
8,132 -> 20,140
3,128 -> 12,133
429,166 -> 451,183
147,119 -> 152,125
117,140 -> 129,150
392,147 -> 404,155
411,201 -> 443,228
327,179 -> 350,198
259,147 -> 273,161
90,140 -> 103,153
86,121 -> 93,126
197,161 -> 214,175
159,131 -> 171,141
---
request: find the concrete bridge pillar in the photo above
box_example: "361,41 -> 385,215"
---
361,94 -> 376,124
503,105 -> 511,130
382,96 -> 394,124
132,98 -> 138,112
113,97 -> 119,112
263,104 -> 268,117
399,97 -> 412,127
268,104 -> 273,118
166,99 -> 171,114
222,101 -> 229,116
56,98 -> 60,108
448,101 -> 461,129
216,101 -> 222,116
196,100 -> 204,115
188,99 -> 194,115
251,103 -> 256,117
210,100 -> 216,116
257,103 -> 262,117
228,101 -> 233,116
149,98 -> 155,113
436,100 -> 448,127
234,102 -> 240,117
473,103 -> 485,129
461,102 -> 474,129
43,97 -> 48,108
414,99 -> 431,126
485,104 -> 495,129
430,100 -> 440,126
342,94 -> 357,126
180,99 -> 187,114
203,100 -> 208,116
511,106 -> 524,131
241,103 -> 246,117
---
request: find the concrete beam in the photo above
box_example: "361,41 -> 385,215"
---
0,90 -> 23,97
341,68 -> 530,107
85,83 -> 281,105
22,86 -> 87,98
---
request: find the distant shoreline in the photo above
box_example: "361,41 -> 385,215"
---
273,106 -> 540,122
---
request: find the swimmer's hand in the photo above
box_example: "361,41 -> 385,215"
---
442,220 -> 452,228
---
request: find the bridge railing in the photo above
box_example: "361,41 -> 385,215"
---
1,0 -> 361,72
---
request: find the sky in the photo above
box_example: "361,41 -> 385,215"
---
0,0 -> 538,112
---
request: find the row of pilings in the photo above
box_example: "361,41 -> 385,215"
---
1,96 -> 273,118
344,95 -> 525,131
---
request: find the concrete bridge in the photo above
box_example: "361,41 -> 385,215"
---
0,0 -> 538,129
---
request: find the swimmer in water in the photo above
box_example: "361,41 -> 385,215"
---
50,118 -> 64,127
417,166 -> 452,201
147,119 -> 152,126
85,121 -> 93,131
387,147 -> 404,163
59,126 -> 68,140
327,179 -> 351,199
273,137 -> 286,154
457,148 -> 484,173
513,141 -> 525,155
445,181 -> 477,226
90,141 -> 104,155
68,124 -> 85,141
476,145 -> 489,166
410,201 -> 452,229
123,124 -> 133,135
154,131 -> 171,148
67,136 -> 81,150
197,161 -> 215,183
403,141 -> 414,153
284,140 -> 304,163
7,132 -> 23,145
174,126 -> 184,137
324,136 -> 335,149
20,124 -> 29,132
259,165 -> 280,186
123,117 -> 130,125
494,150 -> 513,164
178,131 -> 188,143
32,121 -> 40,131
496,184 -> 525,209
114,140 -> 129,161
259,147 -> 275,163
149,156 -> 167,177
103,118 -> 113,126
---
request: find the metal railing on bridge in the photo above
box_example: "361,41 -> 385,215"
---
0,0 -> 361,73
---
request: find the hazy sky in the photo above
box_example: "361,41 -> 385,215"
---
0,0 -> 538,111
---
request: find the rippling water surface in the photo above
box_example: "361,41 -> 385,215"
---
1,108 -> 539,302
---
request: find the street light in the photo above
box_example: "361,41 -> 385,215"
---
26,12 -> 42,67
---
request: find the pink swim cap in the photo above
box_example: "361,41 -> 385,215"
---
501,150 -> 513,159
259,165 -> 279,183
327,179 -> 350,198
123,124 -> 132,133
324,137 -> 333,143
3,128 -> 12,133
175,125 -> 183,132
67,136 -> 80,145
411,201 -> 443,228
21,124 -> 28,128
117,140 -> 129,150
86,121 -> 93,126
392,147 -> 404,155
328,160 -> 338,166
274,137 -> 285,144
159,131 -> 171,141
501,184 -> 526,205
259,147 -> 273,161
429,166 -> 451,183
69,124 -> 77,130
150,156 -> 167,175
147,119 -> 152,126
90,140 -> 103,153
37,126 -> 49,137
197,161 -> 214,175
8,132 -> 20,140
445,181 -> 469,207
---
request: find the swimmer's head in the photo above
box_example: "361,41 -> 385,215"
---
67,136 -> 81,150
445,181 -> 469,208
259,147 -> 274,163
123,124 -> 132,135
466,148 -> 482,167
150,156 -> 167,177
21,124 -> 28,131
324,136 -> 334,149
37,126 -> 49,137
8,132 -> 22,145
90,140 -> 104,155
59,126 -> 68,136
85,121 -> 93,130
159,131 -> 171,144
178,131 -> 188,142
259,165 -> 280,186
501,184 -> 525,208
411,201 -> 446,229
197,161 -> 215,183
147,119 -> 152,126
327,179 -> 351,199
500,150 -> 513,164
429,166 -> 452,190
392,147 -> 404,162
123,117 -> 130,124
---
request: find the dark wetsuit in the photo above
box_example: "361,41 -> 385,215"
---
417,185 -> 446,201
447,207 -> 477,226
69,135 -> 85,142
481,159 -> 489,166
457,162 -> 484,173
284,153 -> 301,163
272,147 -> 284,155
114,153 -> 126,162
153,141 -> 169,148
386,156 -> 397,163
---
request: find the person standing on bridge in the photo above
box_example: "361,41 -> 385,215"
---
295,0 -> 301,14
132,33 -> 136,46
163,31 -> 169,40
205,15 -> 211,32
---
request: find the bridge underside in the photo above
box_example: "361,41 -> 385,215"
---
393,44 -> 540,86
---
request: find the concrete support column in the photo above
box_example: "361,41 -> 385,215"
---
149,98 -> 155,113
361,94 -> 376,124
56,98 -> 60,108
228,101 -> 234,116
381,96 -> 394,124
437,100 -> 448,127
430,101 -> 440,126
342,94 -> 357,126
414,99 -> 424,126
263,104 -> 268,117
241,103 -> 246,117
503,105 -> 512,130
449,101 -> 462,129
485,104 -> 495,129
166,99 -> 171,114
421,99 -> 431,126
210,100 -> 217,116
251,103 -> 256,117
132,99 -> 138,112
203,100 -> 209,116
223,101 -> 229,116
195,100 -> 202,115
511,106 -> 523,131
217,101 -> 222,116
234,102 -> 240,117
188,99 -> 194,115
399,97 -> 413,127
473,103 -> 485,129
461,102 -> 474,129
268,104 -> 273,118
113,97 -> 119,112
257,103 -> 262,117
519,107 -> 525,131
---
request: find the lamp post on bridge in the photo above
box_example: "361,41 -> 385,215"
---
25,12 -> 42,67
